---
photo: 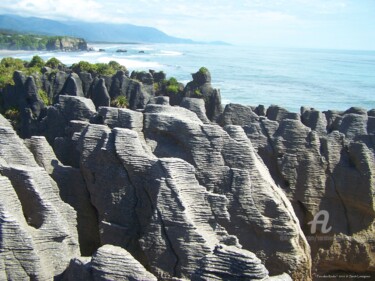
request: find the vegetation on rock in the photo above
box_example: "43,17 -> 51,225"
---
45,57 -> 64,69
165,77 -> 180,95
38,89 -> 51,106
28,55 -> 45,68
111,95 -> 129,108
0,57 -> 25,87
72,60 -> 126,76
194,89 -> 202,96
199,67 -> 209,75
3,107 -> 20,129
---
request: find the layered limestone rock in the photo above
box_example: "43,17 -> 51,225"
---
0,114 -> 80,279
183,68 -> 223,122
142,104 -> 311,280
25,136 -> 100,256
192,244 -> 293,281
11,93 -> 375,279
77,123 -> 239,279
69,99 -> 310,280
221,103 -> 375,276
64,245 -> 158,281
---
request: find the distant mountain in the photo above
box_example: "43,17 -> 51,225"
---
0,14 -> 196,44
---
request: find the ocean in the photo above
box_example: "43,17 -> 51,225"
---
1,43 -> 375,112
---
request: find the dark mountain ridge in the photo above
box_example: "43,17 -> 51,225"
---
0,14 -> 195,44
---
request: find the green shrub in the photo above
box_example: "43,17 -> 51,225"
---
38,89 -> 50,105
0,57 -> 26,88
72,61 -> 97,73
199,67 -> 209,74
95,63 -> 116,76
168,77 -> 178,86
111,95 -> 129,108
194,89 -> 202,96
29,55 -> 45,68
165,77 -> 180,95
166,84 -> 179,94
25,66 -> 42,76
108,60 -> 127,72
0,57 -> 25,69
45,57 -> 63,69
72,60 -> 126,76
153,82 -> 160,92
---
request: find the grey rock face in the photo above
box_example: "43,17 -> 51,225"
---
59,73 -> 85,99
52,71 -> 69,101
24,76 -> 45,117
109,71 -> 152,109
40,96 -> 96,168
91,245 -> 157,281
1,73 -> 45,138
63,245 -> 157,281
58,95 -> 96,122
142,104 -> 311,280
98,106 -> 143,132
0,119 -> 80,280
152,95 -> 170,105
223,105 -> 375,276
191,244 -> 269,280
71,102 -> 308,279
131,70 -> 154,85
91,78 -> 110,109
183,68 -> 223,122
25,136 -> 100,256
180,97 -> 210,123
220,103 -> 259,126
77,123 -> 237,279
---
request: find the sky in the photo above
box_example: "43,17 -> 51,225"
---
0,0 -> 375,50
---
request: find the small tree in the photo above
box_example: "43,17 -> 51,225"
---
165,77 -> 180,95
29,55 -> 45,68
45,57 -> 63,69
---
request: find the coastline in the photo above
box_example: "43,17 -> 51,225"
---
0,44 -> 374,112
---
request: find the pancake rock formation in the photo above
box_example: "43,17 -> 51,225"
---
0,96 -> 306,280
0,66 -> 373,280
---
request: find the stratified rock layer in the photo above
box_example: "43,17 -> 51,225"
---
0,114 -> 80,280
76,102 -> 311,280
222,103 -> 375,277
3,92 -> 373,280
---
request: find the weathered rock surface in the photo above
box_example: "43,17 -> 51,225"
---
28,97 -> 306,280
109,70 -> 152,109
192,244 -> 274,281
63,245 -> 157,281
59,73 -> 85,99
180,97 -> 210,123
1,71 -> 373,280
183,68 -> 223,122
142,104 -> 311,279
192,244 -> 293,280
222,103 -> 375,277
46,37 -> 88,51
25,136 -> 100,256
90,78 -> 110,108
0,114 -> 80,280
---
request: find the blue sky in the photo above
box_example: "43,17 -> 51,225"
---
0,0 -> 374,50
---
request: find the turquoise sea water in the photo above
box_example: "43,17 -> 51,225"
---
1,44 -> 375,112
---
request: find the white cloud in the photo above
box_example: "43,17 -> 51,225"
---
0,0 -> 373,49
